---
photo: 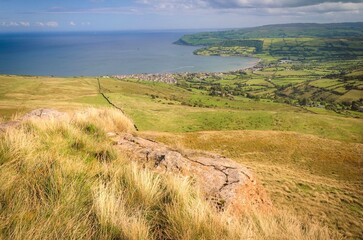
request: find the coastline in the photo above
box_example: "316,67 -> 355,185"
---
112,56 -> 262,84
0,55 -> 261,81
0,31 -> 255,77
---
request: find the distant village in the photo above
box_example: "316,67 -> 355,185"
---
109,63 -> 264,85
111,73 -> 178,84
106,59 -> 304,86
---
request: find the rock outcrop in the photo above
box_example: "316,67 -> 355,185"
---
0,109 -> 68,131
0,108 -> 271,212
116,134 -> 271,212
22,108 -> 68,120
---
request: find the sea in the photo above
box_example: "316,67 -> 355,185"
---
0,31 -> 258,76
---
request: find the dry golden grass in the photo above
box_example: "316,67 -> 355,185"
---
141,130 -> 363,238
0,108 -> 336,239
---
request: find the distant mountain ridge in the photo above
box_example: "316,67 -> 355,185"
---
175,22 -> 363,46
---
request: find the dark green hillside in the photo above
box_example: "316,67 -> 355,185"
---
176,22 -> 363,46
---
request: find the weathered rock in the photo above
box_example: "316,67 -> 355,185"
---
0,108 -> 68,132
0,121 -> 19,131
116,134 -> 272,212
0,109 -> 271,212
22,108 -> 68,120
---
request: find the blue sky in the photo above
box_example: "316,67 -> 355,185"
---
1,0 -> 362,31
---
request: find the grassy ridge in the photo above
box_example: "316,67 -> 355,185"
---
100,78 -> 363,143
141,130 -> 363,238
0,75 -> 362,143
176,22 -> 363,46
0,108 -> 332,239
0,75 -> 107,116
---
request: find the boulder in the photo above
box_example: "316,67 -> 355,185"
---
116,134 -> 272,212
0,108 -> 68,132
22,108 -> 68,120
0,109 -> 271,212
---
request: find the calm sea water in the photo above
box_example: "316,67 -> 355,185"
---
0,31 -> 258,76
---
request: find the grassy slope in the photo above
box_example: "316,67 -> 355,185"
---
103,78 -> 363,143
0,75 -> 108,116
0,75 -> 362,237
1,75 -> 362,142
0,108 -> 332,240
141,130 -> 363,238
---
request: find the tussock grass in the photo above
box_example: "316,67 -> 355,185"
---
0,108 -> 334,239
142,130 -> 362,238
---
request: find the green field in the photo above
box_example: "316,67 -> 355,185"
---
175,23 -> 363,114
1,75 -> 362,143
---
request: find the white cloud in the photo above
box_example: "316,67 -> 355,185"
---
36,22 -> 45,27
47,6 -> 140,14
9,22 -> 19,26
139,0 -> 208,10
206,0 -> 363,8
34,21 -> 59,27
135,0 -> 363,27
0,21 -> 30,27
70,21 -> 76,26
46,21 -> 59,27
139,0 -> 363,13
263,2 -> 363,15
19,21 -> 30,27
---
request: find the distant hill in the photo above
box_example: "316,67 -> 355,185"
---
176,22 -> 363,46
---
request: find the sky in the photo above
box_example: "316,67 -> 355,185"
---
0,0 -> 363,31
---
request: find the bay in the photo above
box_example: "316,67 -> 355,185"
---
0,31 -> 258,76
